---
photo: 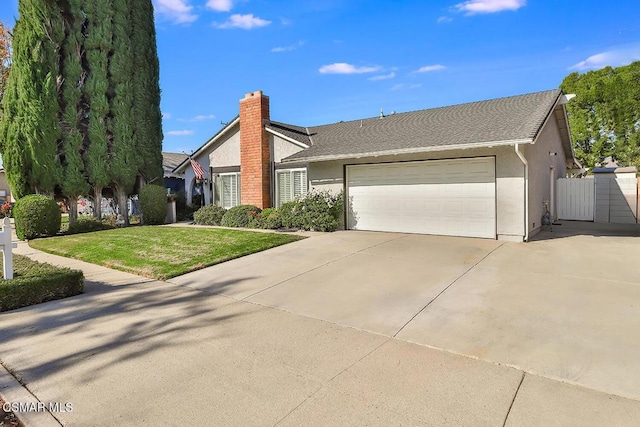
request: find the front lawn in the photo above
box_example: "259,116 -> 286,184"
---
29,226 -> 304,280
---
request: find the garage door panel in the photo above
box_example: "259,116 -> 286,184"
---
347,158 -> 496,239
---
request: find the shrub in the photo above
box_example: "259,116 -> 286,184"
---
14,195 -> 62,240
139,185 -> 167,225
220,205 -> 261,228
0,254 -> 84,312
279,201 -> 302,229
258,208 -> 283,229
67,217 -> 115,235
295,190 -> 344,232
193,205 -> 227,226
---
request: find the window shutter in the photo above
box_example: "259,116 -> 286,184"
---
278,171 -> 293,207
293,170 -> 307,198
222,175 -> 232,208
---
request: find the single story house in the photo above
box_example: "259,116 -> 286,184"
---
173,89 -> 580,241
162,152 -> 188,194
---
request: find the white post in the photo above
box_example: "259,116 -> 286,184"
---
1,216 -> 17,280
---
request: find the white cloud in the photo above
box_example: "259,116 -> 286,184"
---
319,63 -> 381,74
206,0 -> 233,12
214,14 -> 271,29
416,64 -> 446,73
369,72 -> 396,81
162,112 -> 172,119
153,0 -> 198,24
179,114 -> 216,122
391,83 -> 423,91
437,16 -> 453,23
167,130 -> 195,136
570,43 -> 640,70
271,40 -> 305,53
454,0 -> 526,15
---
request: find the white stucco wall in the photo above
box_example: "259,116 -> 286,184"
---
209,124 -> 240,168
272,135 -> 305,163
308,145 -> 527,240
525,114 -> 567,237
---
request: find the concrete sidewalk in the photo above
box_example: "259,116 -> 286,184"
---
1,238 -> 640,425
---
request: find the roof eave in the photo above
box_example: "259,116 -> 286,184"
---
265,126 -> 310,149
281,138 -> 533,164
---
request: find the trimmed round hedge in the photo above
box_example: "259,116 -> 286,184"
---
139,185 -> 167,225
14,195 -> 61,240
220,205 -> 261,228
193,205 -> 227,226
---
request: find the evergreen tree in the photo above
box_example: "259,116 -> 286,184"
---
1,0 -> 165,224
0,0 -> 63,197
130,0 -> 164,186
83,0 -> 111,219
109,0 -> 137,226
59,0 -> 90,224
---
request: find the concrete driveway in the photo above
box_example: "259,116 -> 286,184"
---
1,222 -> 640,425
171,222 -> 640,401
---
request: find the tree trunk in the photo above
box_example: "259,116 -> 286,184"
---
93,187 -> 102,220
68,196 -> 78,226
116,186 -> 130,227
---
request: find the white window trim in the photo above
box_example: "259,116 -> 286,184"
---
217,172 -> 241,209
276,168 -> 308,208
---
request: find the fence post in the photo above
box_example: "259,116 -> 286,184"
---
1,216 -> 17,279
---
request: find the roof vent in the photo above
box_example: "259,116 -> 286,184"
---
379,108 -> 384,119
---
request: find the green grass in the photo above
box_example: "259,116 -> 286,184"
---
29,226 -> 305,280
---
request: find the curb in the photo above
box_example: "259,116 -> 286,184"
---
0,362 -> 61,427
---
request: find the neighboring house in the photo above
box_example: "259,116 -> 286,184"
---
174,89 -> 580,241
162,152 -> 188,194
0,168 -> 13,204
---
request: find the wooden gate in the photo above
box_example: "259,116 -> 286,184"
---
557,178 -> 594,221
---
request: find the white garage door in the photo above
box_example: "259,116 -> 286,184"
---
346,157 -> 496,238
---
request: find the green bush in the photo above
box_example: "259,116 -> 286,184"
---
282,190 -> 344,232
14,195 -> 62,240
193,205 -> 227,226
67,217 -> 115,235
279,201 -> 302,229
220,205 -> 261,228
258,208 -> 283,229
0,254 -> 84,312
139,185 -> 167,225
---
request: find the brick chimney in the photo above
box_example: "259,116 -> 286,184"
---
239,91 -> 271,209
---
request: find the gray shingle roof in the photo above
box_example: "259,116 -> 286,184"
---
283,89 -> 562,162
266,121 -> 311,146
162,152 -> 188,176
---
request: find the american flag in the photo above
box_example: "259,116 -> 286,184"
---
190,157 -> 206,180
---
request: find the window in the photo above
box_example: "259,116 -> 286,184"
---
216,173 -> 241,209
276,168 -> 307,207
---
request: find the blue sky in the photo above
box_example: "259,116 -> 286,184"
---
2,0 -> 640,155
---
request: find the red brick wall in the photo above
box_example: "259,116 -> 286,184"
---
239,91 -> 271,209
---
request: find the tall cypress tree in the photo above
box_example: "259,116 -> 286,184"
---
59,0 -> 90,224
83,0 -> 111,219
109,0 -> 137,226
130,0 -> 164,186
1,0 -> 165,224
0,0 -> 63,197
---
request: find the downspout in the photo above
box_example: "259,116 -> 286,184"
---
515,144 -> 529,242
